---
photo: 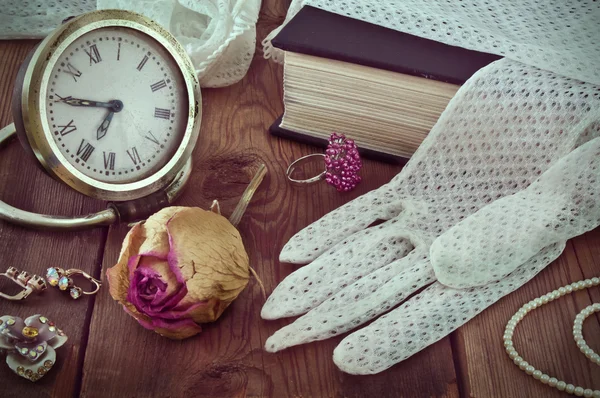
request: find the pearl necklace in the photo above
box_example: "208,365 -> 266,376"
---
504,277 -> 600,397
574,303 -> 600,366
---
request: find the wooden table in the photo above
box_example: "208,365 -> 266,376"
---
1,2 -> 599,397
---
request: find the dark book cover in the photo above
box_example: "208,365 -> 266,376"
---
270,6 -> 502,162
272,6 -> 501,85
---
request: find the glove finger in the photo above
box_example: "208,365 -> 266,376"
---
262,225 -> 415,320
431,136 -> 600,289
265,251 -> 434,352
280,188 -> 418,263
333,242 -> 565,375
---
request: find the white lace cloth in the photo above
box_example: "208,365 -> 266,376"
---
264,0 -> 600,85
0,0 -> 260,87
261,1 -> 600,374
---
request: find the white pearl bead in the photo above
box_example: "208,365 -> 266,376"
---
557,381 -> 567,391
505,278 -> 600,397
559,287 -> 567,295
529,301 -> 537,309
540,374 -> 550,384
584,389 -> 593,398
519,361 -> 529,370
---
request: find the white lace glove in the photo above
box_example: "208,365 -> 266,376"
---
261,59 -> 600,374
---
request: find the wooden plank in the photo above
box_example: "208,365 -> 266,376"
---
0,41 -> 109,397
79,2 -> 459,396
454,234 -> 600,397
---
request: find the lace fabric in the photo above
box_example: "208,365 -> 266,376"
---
262,52 -> 600,372
264,0 -> 600,85
0,0 -> 260,87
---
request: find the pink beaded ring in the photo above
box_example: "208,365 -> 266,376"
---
286,133 -> 362,192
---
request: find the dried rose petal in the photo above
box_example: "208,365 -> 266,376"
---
107,206 -> 249,339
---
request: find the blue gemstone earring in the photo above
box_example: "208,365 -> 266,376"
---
45,268 -> 101,300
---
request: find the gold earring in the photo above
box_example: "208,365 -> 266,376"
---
45,268 -> 101,300
0,267 -> 47,301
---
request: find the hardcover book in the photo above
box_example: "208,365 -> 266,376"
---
270,6 -> 501,161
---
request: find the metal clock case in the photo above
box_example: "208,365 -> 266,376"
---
0,10 -> 201,230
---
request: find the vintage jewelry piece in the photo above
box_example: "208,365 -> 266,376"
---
286,133 -> 362,192
0,267 -> 46,301
0,314 -> 67,382
45,267 -> 101,300
504,277 -> 600,397
573,303 -> 600,366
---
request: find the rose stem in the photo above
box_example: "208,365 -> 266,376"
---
228,163 -> 268,299
228,163 -> 267,227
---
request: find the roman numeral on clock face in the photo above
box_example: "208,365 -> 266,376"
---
137,55 -> 149,71
150,79 -> 167,92
57,119 -> 77,136
85,44 -> 102,65
63,63 -> 82,82
144,131 -> 160,145
103,152 -> 115,170
76,139 -> 95,162
127,147 -> 142,165
154,108 -> 170,120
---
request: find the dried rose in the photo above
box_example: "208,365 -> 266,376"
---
106,206 -> 249,339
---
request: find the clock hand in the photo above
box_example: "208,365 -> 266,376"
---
55,95 -> 123,112
97,111 -> 115,140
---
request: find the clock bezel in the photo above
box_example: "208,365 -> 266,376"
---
18,9 -> 201,201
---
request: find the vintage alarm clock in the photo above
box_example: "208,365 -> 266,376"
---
0,10 -> 201,230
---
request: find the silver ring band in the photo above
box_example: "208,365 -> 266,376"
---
286,154 -> 326,184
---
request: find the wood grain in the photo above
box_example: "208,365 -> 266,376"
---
0,40 -> 108,398
0,1 -> 598,397
79,1 -> 457,395
454,238 -> 600,398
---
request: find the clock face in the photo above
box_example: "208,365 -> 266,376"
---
44,26 -> 188,184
